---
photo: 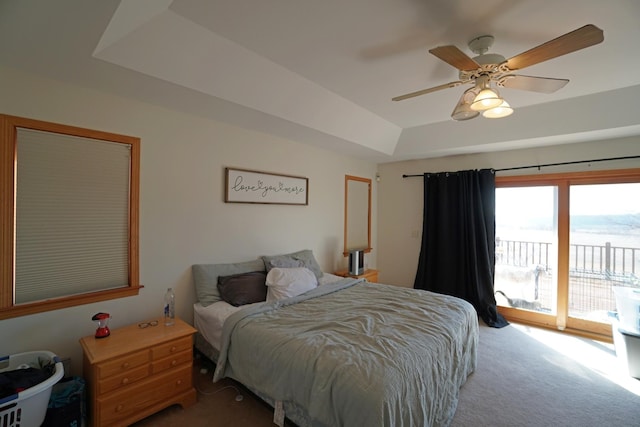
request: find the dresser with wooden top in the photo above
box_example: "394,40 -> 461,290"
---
79,317 -> 197,426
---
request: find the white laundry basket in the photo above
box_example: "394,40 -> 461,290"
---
613,286 -> 640,333
0,351 -> 64,427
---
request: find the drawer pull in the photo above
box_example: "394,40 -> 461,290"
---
116,404 -> 124,413
176,379 -> 182,385
170,346 -> 177,352
121,377 -> 129,385
171,360 -> 177,366
121,362 -> 130,369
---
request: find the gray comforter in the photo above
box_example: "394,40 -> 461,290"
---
214,278 -> 478,427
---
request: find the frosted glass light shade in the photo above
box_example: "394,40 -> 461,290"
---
482,100 -> 514,118
451,88 -> 480,121
470,88 -> 503,111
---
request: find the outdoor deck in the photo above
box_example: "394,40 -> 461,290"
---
495,239 -> 640,321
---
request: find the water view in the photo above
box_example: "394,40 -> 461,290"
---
495,183 -> 640,327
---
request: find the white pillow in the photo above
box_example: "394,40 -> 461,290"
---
266,267 -> 318,302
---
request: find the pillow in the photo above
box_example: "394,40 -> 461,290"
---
267,257 -> 305,269
193,259 -> 266,307
262,249 -> 324,279
217,271 -> 267,307
265,267 -> 318,302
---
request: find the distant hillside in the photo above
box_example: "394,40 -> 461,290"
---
497,214 -> 640,235
571,214 -> 640,231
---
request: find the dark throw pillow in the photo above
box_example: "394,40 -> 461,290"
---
217,271 -> 267,307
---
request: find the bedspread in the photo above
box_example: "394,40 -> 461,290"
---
214,278 -> 478,427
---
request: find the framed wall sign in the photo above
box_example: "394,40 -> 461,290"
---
225,167 -> 309,205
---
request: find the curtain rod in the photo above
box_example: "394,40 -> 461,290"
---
401,155 -> 640,178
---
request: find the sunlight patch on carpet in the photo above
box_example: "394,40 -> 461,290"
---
510,323 -> 640,396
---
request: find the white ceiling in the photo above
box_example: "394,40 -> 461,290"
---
1,0 -> 640,162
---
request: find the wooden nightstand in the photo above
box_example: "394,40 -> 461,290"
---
80,317 -> 197,427
334,268 -> 379,283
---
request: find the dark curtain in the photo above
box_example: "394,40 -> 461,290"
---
414,169 -> 508,328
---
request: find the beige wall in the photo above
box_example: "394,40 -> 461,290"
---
0,66 -> 377,375
377,138 -> 640,288
2,63 -> 638,376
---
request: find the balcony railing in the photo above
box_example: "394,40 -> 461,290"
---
495,239 -> 640,319
496,239 -> 640,279
496,239 -> 551,270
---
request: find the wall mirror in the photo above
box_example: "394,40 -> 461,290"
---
343,175 -> 372,256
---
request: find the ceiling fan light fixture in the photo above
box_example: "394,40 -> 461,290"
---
391,25 -> 604,122
451,104 -> 479,121
451,87 -> 480,121
482,100 -> 514,118
470,87 -> 503,111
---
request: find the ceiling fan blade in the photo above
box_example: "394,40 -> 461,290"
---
498,75 -> 569,93
506,24 -> 604,70
429,46 -> 480,71
392,81 -> 463,101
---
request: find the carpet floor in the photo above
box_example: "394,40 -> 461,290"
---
131,322 -> 640,426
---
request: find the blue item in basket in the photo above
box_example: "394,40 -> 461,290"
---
42,376 -> 85,427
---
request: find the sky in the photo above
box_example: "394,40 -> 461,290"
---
496,183 -> 640,219
570,183 -> 640,215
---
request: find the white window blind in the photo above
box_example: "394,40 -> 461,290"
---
15,128 -> 131,304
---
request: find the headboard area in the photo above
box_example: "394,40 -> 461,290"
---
192,258 -> 265,307
192,249 -> 324,307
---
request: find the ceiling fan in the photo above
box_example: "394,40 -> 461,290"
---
392,24 -> 604,120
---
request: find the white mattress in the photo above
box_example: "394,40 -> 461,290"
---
194,272 -> 344,352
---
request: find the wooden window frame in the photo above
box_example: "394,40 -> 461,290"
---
0,114 -> 141,320
496,167 -> 640,340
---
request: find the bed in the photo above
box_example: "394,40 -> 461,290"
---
192,250 -> 478,427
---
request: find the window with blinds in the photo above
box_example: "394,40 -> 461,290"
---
0,115 -> 141,319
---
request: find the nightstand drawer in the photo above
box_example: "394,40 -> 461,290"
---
151,349 -> 192,374
97,350 -> 149,379
151,336 -> 192,360
98,365 -> 193,426
98,363 -> 150,395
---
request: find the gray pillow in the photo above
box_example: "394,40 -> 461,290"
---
217,271 -> 267,307
267,258 -> 304,269
262,249 -> 324,279
193,259 -> 266,307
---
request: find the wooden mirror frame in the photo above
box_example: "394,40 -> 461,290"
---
343,175 -> 372,256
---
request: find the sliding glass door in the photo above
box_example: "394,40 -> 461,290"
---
567,182 -> 640,335
495,170 -> 640,337
495,186 -> 558,317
